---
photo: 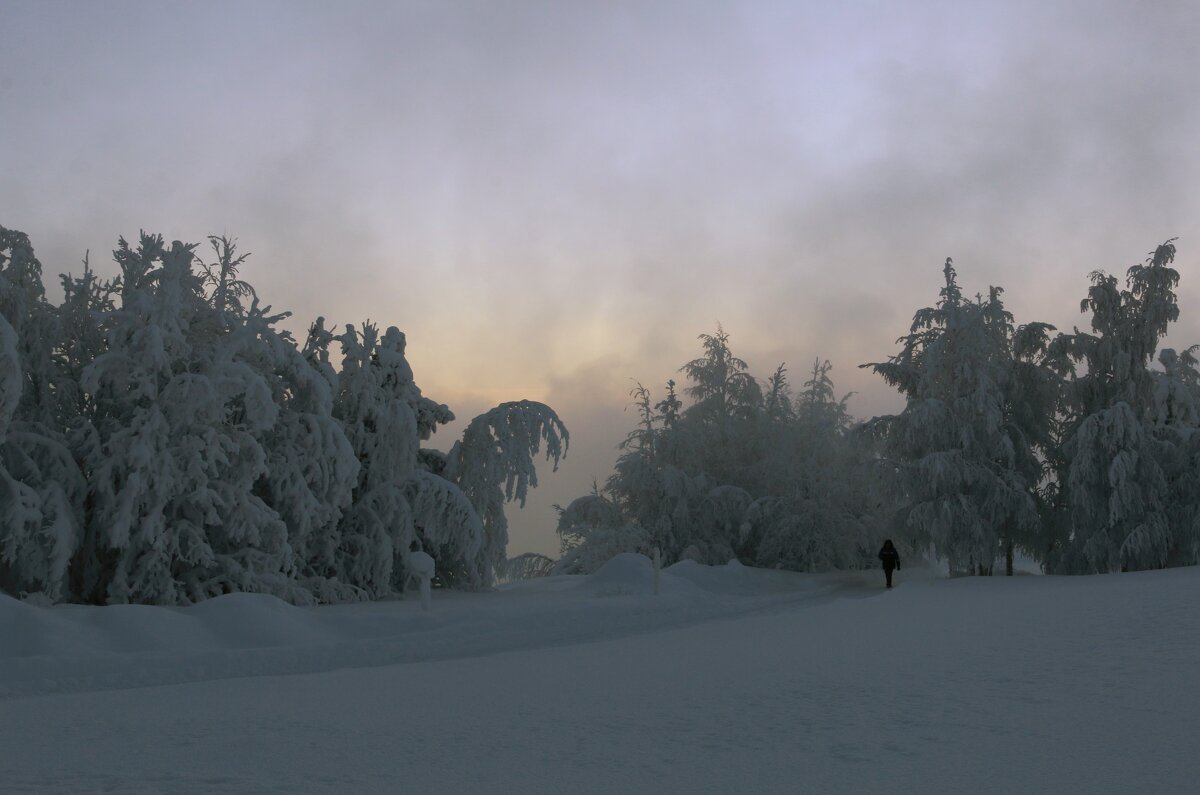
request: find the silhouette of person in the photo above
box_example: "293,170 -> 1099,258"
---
878,539 -> 900,588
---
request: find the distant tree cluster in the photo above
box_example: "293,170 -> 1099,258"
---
562,240 -> 1200,576
556,328 -> 881,574
0,226 -> 566,604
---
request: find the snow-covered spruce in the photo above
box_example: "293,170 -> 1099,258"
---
1046,240 -> 1200,572
864,259 -> 1053,575
0,228 -> 86,601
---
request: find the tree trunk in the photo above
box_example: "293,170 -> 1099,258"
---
1005,539 -> 1014,577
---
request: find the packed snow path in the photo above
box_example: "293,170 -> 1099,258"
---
3,556 -> 1197,793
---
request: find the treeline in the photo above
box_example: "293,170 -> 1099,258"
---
0,227 -> 566,604
558,241 -> 1200,576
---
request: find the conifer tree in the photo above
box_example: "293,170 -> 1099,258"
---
1047,240 -> 1196,572
80,234 -> 293,603
0,228 -> 84,600
866,259 -> 1052,574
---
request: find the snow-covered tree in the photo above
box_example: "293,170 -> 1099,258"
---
54,256 -> 116,424
444,400 -> 568,584
0,226 -> 58,425
1150,347 -> 1200,566
796,359 -> 851,433
748,360 -> 874,571
556,491 -> 624,555
678,327 -> 764,490
328,319 -> 495,596
0,224 -> 568,604
400,469 -> 485,588
78,234 -> 294,604
564,328 -> 874,573
762,364 -> 795,424
0,314 -> 18,433
0,228 -> 84,600
554,491 -> 651,574
1046,240 -> 1197,572
330,322 -> 422,597
244,315 -> 360,602
865,259 -> 1053,575
682,326 -> 762,428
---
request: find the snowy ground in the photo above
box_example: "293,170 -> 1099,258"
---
3,555 -> 1197,793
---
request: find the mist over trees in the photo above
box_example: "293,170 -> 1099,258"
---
0,227 -> 566,604
561,241 -> 1200,577
556,327 -> 880,574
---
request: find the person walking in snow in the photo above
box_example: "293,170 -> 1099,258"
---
878,539 -> 900,588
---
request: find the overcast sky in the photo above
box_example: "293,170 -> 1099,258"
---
3,0 -> 1199,555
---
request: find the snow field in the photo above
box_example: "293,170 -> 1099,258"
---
2,557 -> 1198,793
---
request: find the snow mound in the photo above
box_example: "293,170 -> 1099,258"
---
665,557 -> 850,595
577,553 -> 659,597
184,592 -> 339,648
666,558 -> 763,594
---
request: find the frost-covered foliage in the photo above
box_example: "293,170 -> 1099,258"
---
329,322 -> 424,597
77,234 -> 295,604
681,326 -> 762,430
554,492 -> 652,575
0,228 -> 85,600
400,470 -> 484,588
560,329 -> 878,574
0,314 -> 17,436
863,241 -> 1200,576
1046,240 -> 1200,572
241,313 -> 358,601
0,227 -> 58,425
0,226 -> 564,604
555,522 -> 653,575
444,400 -> 568,583
555,492 -> 624,555
865,260 -> 1055,575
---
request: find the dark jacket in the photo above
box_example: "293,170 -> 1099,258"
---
878,546 -> 900,571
